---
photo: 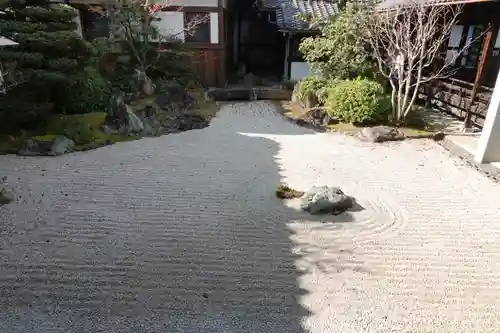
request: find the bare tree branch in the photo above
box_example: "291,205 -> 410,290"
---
363,1 -> 483,121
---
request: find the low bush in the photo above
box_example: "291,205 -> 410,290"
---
325,79 -> 390,124
297,76 -> 328,101
317,79 -> 341,105
57,67 -> 111,115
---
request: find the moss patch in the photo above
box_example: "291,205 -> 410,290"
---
0,89 -> 218,155
0,113 -> 139,154
44,112 -> 139,151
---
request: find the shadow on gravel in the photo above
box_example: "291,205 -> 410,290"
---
0,101 -> 360,332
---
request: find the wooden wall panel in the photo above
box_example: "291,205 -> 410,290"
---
191,48 -> 225,87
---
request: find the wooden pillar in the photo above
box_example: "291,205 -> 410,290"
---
464,22 -> 498,129
283,33 -> 290,81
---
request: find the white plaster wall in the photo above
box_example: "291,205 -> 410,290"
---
209,12 -> 219,44
153,10 -> 219,44
152,11 -> 185,41
166,0 -> 218,6
290,62 -> 313,81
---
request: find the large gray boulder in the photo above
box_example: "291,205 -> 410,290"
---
104,93 -> 144,135
135,105 -> 161,136
18,135 -> 74,156
48,136 -> 75,156
360,126 -> 405,143
300,186 -> 355,215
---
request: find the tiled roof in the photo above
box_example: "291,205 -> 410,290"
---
261,0 -> 340,32
261,0 -> 492,32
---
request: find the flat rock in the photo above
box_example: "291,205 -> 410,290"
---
360,126 -> 405,143
173,114 -> 209,131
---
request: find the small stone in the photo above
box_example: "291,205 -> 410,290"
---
0,187 -> 14,205
173,114 -> 209,131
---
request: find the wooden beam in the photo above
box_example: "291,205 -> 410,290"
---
464,22 -> 497,128
162,6 -> 220,12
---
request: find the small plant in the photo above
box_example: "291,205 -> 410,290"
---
325,79 -> 390,124
276,183 -> 305,199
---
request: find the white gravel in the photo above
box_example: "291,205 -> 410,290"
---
1,101 -> 500,333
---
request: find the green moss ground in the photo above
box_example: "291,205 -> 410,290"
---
0,89 -> 218,155
0,112 -> 139,154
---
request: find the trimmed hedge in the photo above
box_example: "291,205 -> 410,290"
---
325,79 -> 390,124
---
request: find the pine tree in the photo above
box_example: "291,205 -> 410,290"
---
0,0 -> 93,130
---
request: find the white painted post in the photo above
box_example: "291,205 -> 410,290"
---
475,67 -> 500,163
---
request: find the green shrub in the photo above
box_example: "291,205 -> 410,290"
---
44,113 -> 103,145
326,79 -> 390,124
317,79 -> 341,105
57,67 -> 111,115
297,76 -> 328,101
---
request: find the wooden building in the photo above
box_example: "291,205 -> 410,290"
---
416,0 -> 500,128
255,0 -> 500,128
70,0 -> 228,87
256,0 -> 338,82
